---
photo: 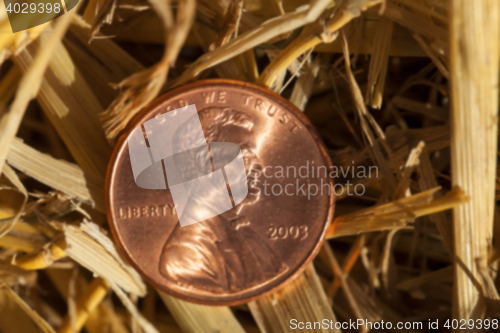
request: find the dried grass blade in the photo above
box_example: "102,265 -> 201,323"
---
392,141 -> 425,200
158,292 -> 245,333
379,229 -> 398,299
14,40 -> 111,179
54,221 -> 146,296
0,6 -> 79,175
328,186 -> 468,238
365,16 -> 393,108
7,139 -> 105,212
192,23 -> 248,82
248,264 -> 340,333
449,0 -> 500,323
289,57 -> 320,111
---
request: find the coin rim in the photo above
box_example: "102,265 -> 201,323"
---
106,78 -> 335,305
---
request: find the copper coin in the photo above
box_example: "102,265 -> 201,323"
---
106,79 -> 334,305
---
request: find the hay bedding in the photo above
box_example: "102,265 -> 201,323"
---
0,0 -> 498,332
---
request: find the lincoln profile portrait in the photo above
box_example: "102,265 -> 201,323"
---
159,107 -> 287,293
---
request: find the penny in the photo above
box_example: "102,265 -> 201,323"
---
106,79 -> 335,305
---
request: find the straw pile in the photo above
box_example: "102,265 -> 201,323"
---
0,0 -> 498,332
